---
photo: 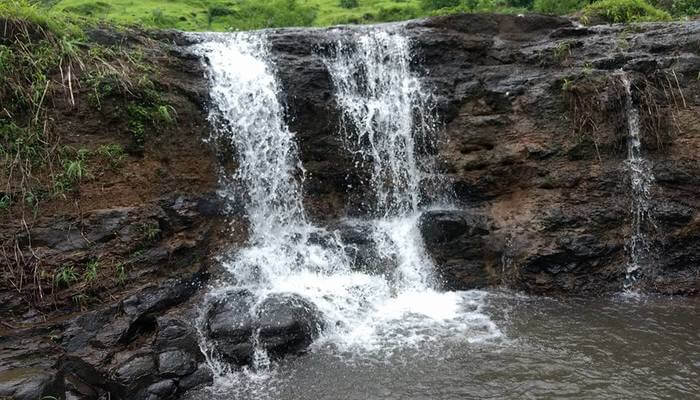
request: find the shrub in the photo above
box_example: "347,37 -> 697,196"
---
231,0 -> 318,30
420,0 -> 462,11
583,0 -> 672,23
340,0 -> 360,9
376,5 -> 420,21
670,0 -> 700,16
534,0 -> 587,14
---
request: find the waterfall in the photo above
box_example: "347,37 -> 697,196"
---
324,30 -> 440,291
620,73 -> 655,290
191,29 -> 500,388
324,31 -> 438,217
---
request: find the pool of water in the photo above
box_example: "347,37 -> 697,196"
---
186,291 -> 699,400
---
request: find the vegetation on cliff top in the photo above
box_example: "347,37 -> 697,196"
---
2,0 -> 697,32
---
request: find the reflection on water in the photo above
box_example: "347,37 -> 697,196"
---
186,291 -> 700,400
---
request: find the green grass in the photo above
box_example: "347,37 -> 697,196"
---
0,0 -> 693,34
41,0 -> 696,31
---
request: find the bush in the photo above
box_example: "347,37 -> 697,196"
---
583,0 -> 672,23
376,5 -> 420,21
420,0 -> 462,11
340,0 -> 360,9
670,0 -> 700,16
231,0 -> 318,30
534,0 -> 587,14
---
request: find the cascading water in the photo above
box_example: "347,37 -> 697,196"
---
620,73 -> 655,291
191,28 -> 500,395
325,30 -> 440,291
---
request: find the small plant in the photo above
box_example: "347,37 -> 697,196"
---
139,222 -> 161,243
156,105 -> 176,124
583,62 -> 594,75
83,260 -> 100,283
562,78 -> 574,92
55,265 -> 78,287
0,195 -> 10,211
115,262 -> 127,284
98,143 -> 125,169
72,293 -> 89,310
554,42 -> 572,63
64,159 -> 89,182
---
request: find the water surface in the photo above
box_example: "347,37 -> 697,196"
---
188,291 -> 699,400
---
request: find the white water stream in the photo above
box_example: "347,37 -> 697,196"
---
620,73 -> 655,291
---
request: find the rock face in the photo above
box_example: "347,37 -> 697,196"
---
406,15 -> 700,295
205,291 -> 323,366
258,14 -> 699,295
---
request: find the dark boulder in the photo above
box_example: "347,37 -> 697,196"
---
206,289 -> 257,365
256,294 -> 324,357
205,291 -> 324,366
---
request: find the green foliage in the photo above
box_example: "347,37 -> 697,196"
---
421,0 -> 461,10
340,0 -> 360,8
230,0 -> 319,30
0,0 -> 85,38
53,148 -> 90,196
115,262 -> 127,284
554,42 -> 572,62
533,0 -> 586,14
55,265 -> 78,287
0,194 -> 10,211
669,0 -> 700,15
97,144 -> 125,169
83,259 -> 100,282
62,1 -> 111,16
583,0 -> 672,23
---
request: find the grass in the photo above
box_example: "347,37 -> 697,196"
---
44,0 -> 697,32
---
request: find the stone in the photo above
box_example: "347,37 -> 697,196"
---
158,350 -> 197,377
178,364 -> 213,391
0,368 -> 65,400
114,354 -> 155,384
146,379 -> 177,399
256,294 -> 324,357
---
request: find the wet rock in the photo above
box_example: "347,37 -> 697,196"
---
158,350 -> 197,377
256,294 -> 324,357
0,368 -> 65,400
147,379 -> 177,398
178,364 -> 213,391
113,354 -> 156,385
334,220 -> 382,274
420,210 -> 495,290
205,291 -> 323,366
206,289 -> 257,364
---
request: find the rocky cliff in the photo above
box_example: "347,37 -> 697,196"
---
262,14 -> 700,296
0,12 -> 698,400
